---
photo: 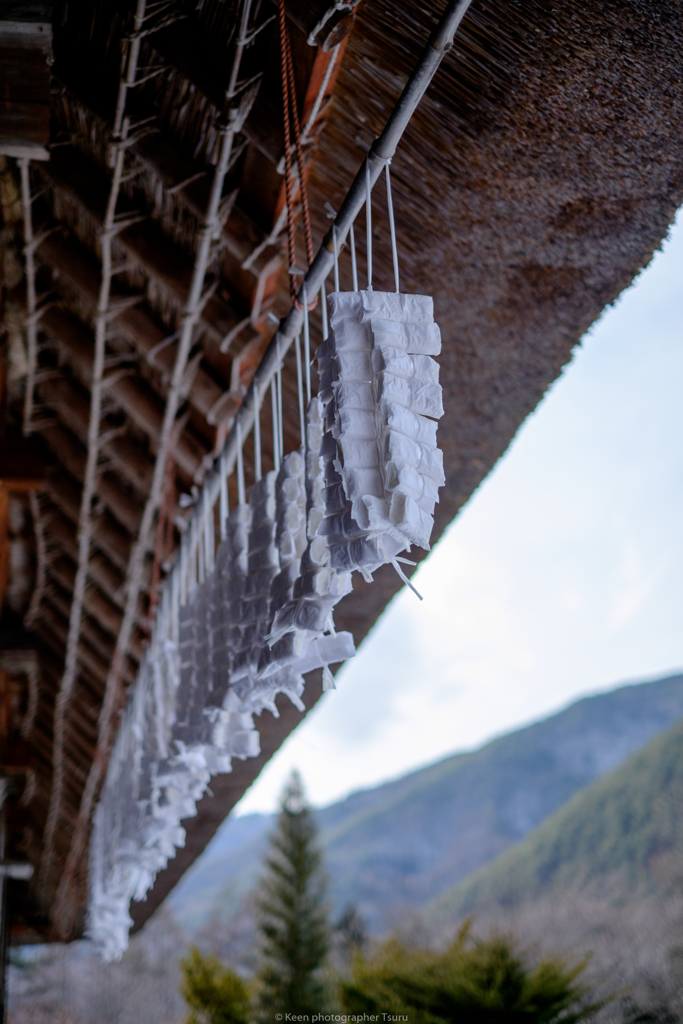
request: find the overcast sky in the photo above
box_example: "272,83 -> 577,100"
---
236,212 -> 683,816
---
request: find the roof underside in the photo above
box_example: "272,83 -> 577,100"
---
1,0 -> 682,942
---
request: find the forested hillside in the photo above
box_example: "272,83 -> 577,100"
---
170,672 -> 683,932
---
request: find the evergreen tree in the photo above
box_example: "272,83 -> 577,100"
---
180,946 -> 251,1024
339,923 -> 606,1023
254,770 -> 332,1019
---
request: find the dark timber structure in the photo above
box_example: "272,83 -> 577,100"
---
0,0 -> 681,949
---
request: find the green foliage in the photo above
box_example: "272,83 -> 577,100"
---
427,717 -> 683,927
254,770 -> 333,1019
340,924 -> 603,1024
180,946 -> 250,1024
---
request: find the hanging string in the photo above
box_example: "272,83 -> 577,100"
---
279,0 -> 314,305
295,332 -> 305,446
303,282 -> 312,403
191,520 -> 198,592
391,557 -> 423,601
179,534 -> 188,606
202,488 -> 213,578
333,224 -> 340,294
254,380 -> 262,481
236,420 -> 246,505
207,488 -> 215,571
385,161 -> 400,294
276,335 -> 284,463
320,281 -> 329,341
171,564 -> 180,644
350,222 -> 359,292
197,513 -> 205,585
366,159 -> 373,291
271,377 -> 280,471
219,449 -> 229,539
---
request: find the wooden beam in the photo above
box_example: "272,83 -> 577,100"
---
41,148 -> 258,349
39,497 -> 150,604
265,0 -> 362,50
35,378 -> 156,496
36,422 -> 142,538
0,486 -> 7,613
44,589 -> 138,688
35,231 -> 228,426
42,307 -> 207,482
0,12 -> 52,160
44,474 -> 132,575
0,437 -> 46,488
132,131 -> 282,318
47,557 -> 144,653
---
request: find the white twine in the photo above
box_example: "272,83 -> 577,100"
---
295,333 -> 305,445
333,224 -> 340,293
271,377 -> 280,472
236,420 -> 246,505
385,161 -> 400,294
366,159 -> 373,290
302,284 -> 312,403
320,281 -> 329,341
203,487 -> 213,576
350,222 -> 359,292
276,334 -> 284,462
219,449 -> 229,540
254,379 -> 262,481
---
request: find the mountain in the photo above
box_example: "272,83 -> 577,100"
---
425,715 -> 683,926
422,716 -> 683,1020
167,672 -> 683,933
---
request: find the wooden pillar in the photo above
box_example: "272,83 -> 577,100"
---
0,489 -> 7,613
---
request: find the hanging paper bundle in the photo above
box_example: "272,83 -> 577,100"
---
259,425 -> 356,693
226,471 -> 280,712
268,399 -> 353,639
89,641 -> 199,958
317,288 -> 444,580
210,503 -> 250,697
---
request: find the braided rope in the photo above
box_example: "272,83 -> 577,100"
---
279,0 -> 315,306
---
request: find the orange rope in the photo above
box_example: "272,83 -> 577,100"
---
279,0 -> 315,306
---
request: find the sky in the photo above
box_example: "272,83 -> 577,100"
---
236,212 -> 683,816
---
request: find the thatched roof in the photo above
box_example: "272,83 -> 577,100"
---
1,0 -> 682,942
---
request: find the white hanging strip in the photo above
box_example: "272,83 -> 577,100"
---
271,377 -> 280,472
350,222 -> 359,293
171,563 -> 180,644
302,284 -> 312,403
162,580 -> 171,644
320,280 -> 329,340
254,379 -> 262,482
197,513 -> 205,585
203,488 -> 213,575
294,333 -> 305,445
385,161 -> 400,294
190,518 -> 199,593
179,532 -> 188,606
236,420 -> 247,505
276,334 -> 284,461
333,224 -> 340,294
366,159 -> 373,290
219,449 -> 229,540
